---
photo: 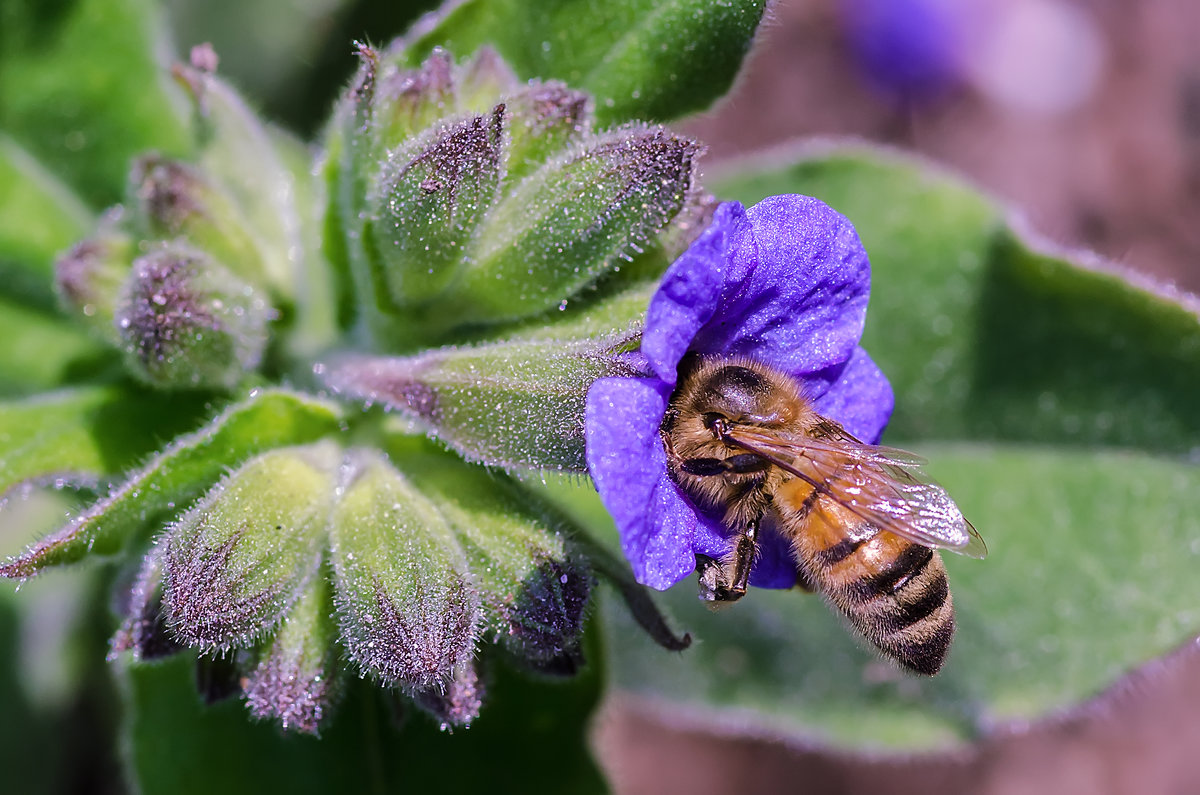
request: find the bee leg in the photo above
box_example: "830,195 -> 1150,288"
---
724,519 -> 758,598
680,454 -> 770,476
695,519 -> 759,604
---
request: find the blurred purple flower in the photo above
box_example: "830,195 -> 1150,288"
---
585,195 -> 893,591
840,0 -> 974,103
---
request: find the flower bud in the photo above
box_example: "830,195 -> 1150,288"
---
411,661 -> 483,730
172,54 -> 301,294
115,244 -> 271,390
109,544 -> 183,662
328,449 -> 480,689
502,82 -> 591,183
373,48 -> 456,149
161,443 -> 338,650
391,446 -> 591,672
451,126 -> 701,324
54,220 -> 132,341
324,333 -> 643,472
454,47 -> 520,113
366,109 -> 504,307
243,572 -> 340,735
128,154 -> 268,287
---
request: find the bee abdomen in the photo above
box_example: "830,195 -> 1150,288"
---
834,541 -> 955,675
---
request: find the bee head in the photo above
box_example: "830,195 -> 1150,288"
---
684,356 -> 794,437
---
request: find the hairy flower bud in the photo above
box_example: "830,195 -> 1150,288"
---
411,661 -> 484,730
173,54 -> 303,295
161,443 -> 338,650
324,333 -> 642,472
129,154 -> 269,287
450,126 -> 701,324
110,544 -> 182,662
454,46 -> 520,113
54,221 -> 132,340
328,450 -> 480,689
502,82 -> 591,183
373,48 -> 456,149
328,46 -> 702,348
366,109 -> 504,307
244,573 -> 340,735
391,446 -> 591,672
115,244 -> 271,390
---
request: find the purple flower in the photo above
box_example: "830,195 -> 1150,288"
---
585,195 -> 893,591
839,0 -> 973,103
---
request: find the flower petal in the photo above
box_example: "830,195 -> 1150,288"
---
585,377 -> 698,589
694,194 -> 871,379
749,525 -> 800,589
810,346 -> 895,443
641,202 -> 749,384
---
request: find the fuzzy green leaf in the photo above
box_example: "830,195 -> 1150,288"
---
401,0 -> 767,125
585,145 -> 1200,751
0,389 -> 342,578
0,386 -> 210,497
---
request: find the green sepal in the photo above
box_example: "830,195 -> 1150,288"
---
450,125 -> 701,325
327,449 -> 480,689
115,243 -> 272,390
161,442 -> 339,650
388,442 -> 592,673
0,389 -> 342,578
244,567 -> 341,736
324,332 -> 643,472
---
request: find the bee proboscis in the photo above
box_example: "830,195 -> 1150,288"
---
663,354 -> 985,675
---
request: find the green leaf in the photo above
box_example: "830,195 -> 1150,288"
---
0,385 -> 210,496
0,136 -> 92,305
582,145 -> 1200,752
122,635 -> 607,793
0,0 -> 191,206
401,0 -> 767,125
0,389 -> 342,578
0,299 -> 114,396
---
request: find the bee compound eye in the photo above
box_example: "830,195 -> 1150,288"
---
701,413 -> 729,437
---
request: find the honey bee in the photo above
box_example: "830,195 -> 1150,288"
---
662,354 -> 985,675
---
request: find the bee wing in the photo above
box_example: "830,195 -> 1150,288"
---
725,427 -> 988,559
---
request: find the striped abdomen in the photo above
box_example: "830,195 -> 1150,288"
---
776,479 -> 955,675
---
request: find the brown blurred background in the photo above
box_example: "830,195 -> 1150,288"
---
595,1 -> 1200,792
